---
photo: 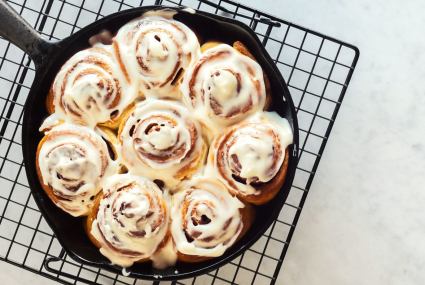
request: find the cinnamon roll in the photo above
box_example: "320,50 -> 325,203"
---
209,112 -> 293,205
118,99 -> 207,187
181,43 -> 266,135
88,174 -> 170,267
36,123 -> 116,216
113,13 -> 200,98
171,177 -> 253,262
48,44 -> 136,128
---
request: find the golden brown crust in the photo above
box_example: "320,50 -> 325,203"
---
200,41 -> 221,52
232,41 -> 255,60
85,193 -> 103,249
98,103 -> 135,130
263,75 -> 272,110
117,105 -> 135,144
46,87 -> 55,114
177,250 -> 212,263
152,229 -> 174,263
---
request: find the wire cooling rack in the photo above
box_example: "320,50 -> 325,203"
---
0,0 -> 359,284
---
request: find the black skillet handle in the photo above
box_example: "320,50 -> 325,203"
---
0,1 -> 52,67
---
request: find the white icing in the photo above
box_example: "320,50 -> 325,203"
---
150,236 -> 177,269
91,174 -> 168,267
181,7 -> 196,14
38,123 -> 116,216
52,44 -> 136,127
39,113 -> 61,132
150,189 -> 177,269
260,111 -> 293,147
211,70 -> 238,103
210,111 -> 293,196
121,267 -> 131,277
145,124 -> 178,150
171,177 -> 244,257
119,99 -> 205,187
181,44 -> 266,136
113,13 -> 200,98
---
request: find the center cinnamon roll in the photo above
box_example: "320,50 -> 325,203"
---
118,99 -> 206,187
36,123 -> 116,216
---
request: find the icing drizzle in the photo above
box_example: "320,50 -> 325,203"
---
37,123 -> 116,216
171,177 -> 244,257
210,112 -> 293,196
113,12 -> 200,98
52,44 -> 136,127
181,44 -> 266,135
91,174 -> 168,267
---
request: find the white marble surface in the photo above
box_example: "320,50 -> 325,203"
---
2,0 -> 425,284
253,0 -> 425,284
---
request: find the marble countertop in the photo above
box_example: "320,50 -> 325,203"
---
2,0 -> 425,284
262,0 -> 425,284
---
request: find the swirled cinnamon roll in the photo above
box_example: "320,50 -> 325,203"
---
209,112 -> 293,205
36,123 -> 116,216
181,43 -> 266,135
171,177 -> 253,262
87,174 -> 169,267
48,44 -> 136,128
118,99 -> 207,187
113,13 -> 200,98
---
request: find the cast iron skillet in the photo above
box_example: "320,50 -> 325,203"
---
0,2 -> 299,281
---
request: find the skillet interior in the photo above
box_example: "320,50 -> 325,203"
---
22,6 -> 299,280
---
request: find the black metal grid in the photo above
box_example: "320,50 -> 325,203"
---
0,0 -> 359,284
